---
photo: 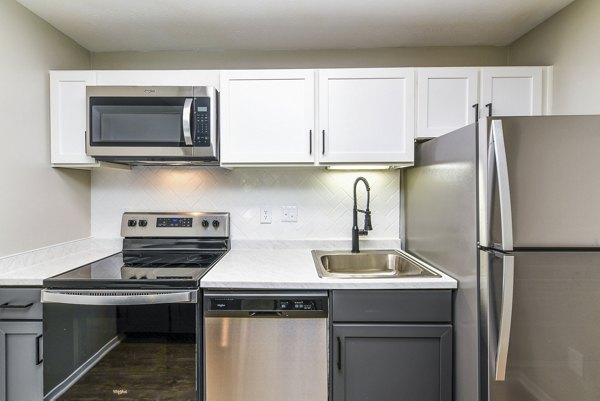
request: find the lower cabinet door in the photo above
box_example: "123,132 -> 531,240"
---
0,321 -> 43,401
333,324 -> 452,401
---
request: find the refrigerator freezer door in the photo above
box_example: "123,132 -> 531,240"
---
488,116 -> 600,249
480,250 -> 600,401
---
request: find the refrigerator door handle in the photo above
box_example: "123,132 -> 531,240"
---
494,253 -> 515,381
490,120 -> 514,251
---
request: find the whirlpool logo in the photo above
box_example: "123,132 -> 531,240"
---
113,389 -> 128,395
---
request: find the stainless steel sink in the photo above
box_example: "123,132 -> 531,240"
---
311,249 -> 441,279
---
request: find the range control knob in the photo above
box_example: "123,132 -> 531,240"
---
138,220 -> 148,227
201,219 -> 210,228
127,219 -> 137,227
212,220 -> 220,229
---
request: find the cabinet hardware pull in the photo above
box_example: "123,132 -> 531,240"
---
36,334 -> 43,365
473,103 -> 479,122
309,130 -> 312,155
0,302 -> 34,309
322,130 -> 326,155
485,103 -> 492,117
337,336 -> 342,370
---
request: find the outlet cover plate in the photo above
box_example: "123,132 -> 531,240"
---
260,207 -> 272,224
282,206 -> 298,222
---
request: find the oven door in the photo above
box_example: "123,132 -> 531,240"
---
87,86 -> 201,158
41,289 -> 201,401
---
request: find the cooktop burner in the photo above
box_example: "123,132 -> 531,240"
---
44,212 -> 230,289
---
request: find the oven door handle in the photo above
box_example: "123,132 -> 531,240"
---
41,290 -> 196,305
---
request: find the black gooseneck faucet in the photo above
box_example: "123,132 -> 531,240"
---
352,177 -> 373,253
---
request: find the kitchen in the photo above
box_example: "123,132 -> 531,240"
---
1,0 -> 599,400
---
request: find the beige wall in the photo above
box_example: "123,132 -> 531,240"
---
91,46 -> 508,70
509,0 -> 600,114
0,0 -> 91,257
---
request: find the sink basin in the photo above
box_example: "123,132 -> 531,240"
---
311,249 -> 441,279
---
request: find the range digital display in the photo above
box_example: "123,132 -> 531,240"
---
156,217 -> 193,228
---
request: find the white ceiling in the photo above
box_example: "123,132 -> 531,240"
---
16,0 -> 575,52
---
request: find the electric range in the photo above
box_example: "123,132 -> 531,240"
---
41,212 -> 229,401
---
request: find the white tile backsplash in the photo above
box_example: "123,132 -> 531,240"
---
91,167 -> 400,240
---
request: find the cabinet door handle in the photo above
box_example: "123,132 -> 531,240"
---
309,130 -> 312,155
36,334 -> 43,365
0,302 -> 33,309
473,103 -> 479,122
322,130 -> 326,155
485,103 -> 493,117
337,336 -> 342,371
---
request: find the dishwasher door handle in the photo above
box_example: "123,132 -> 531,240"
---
249,311 -> 284,317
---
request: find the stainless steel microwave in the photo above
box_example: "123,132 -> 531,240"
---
86,86 -> 219,165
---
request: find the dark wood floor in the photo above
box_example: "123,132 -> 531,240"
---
59,336 -> 197,401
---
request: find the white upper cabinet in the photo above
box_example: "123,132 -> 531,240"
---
50,70 -> 98,166
318,68 -> 415,164
96,70 -> 220,88
220,70 -> 315,164
481,67 -> 543,117
416,68 -> 479,139
50,66 -> 550,168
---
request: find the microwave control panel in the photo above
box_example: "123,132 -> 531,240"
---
194,97 -> 211,147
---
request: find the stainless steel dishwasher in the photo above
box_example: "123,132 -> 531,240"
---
203,291 -> 328,401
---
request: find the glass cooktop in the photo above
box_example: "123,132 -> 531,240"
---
43,251 -> 224,289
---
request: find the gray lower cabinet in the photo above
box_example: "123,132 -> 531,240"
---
0,321 -> 44,401
0,288 -> 43,401
331,290 -> 453,401
332,323 -> 452,401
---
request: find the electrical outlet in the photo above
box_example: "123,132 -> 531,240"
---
568,346 -> 584,377
288,206 -> 297,222
281,206 -> 298,222
260,207 -> 272,224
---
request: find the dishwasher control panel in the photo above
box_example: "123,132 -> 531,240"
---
204,292 -> 328,318
279,300 -> 317,310
210,298 -> 323,311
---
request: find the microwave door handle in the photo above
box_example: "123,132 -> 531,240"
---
182,98 -> 193,146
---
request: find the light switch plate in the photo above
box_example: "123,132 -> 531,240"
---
260,207 -> 272,224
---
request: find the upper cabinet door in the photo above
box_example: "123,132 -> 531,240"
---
220,70 -> 315,164
318,68 -> 415,164
481,67 -> 543,117
50,70 -> 97,165
416,68 -> 479,139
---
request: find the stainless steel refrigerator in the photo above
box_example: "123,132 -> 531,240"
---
403,116 -> 600,401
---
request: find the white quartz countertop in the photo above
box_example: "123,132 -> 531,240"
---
201,241 -> 457,290
0,238 -> 456,290
0,238 -> 121,286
